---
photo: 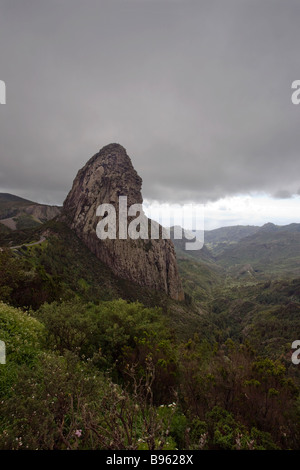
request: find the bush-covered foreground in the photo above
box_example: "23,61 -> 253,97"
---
0,300 -> 299,450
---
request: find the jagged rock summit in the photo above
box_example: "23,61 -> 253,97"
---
61,143 -> 184,300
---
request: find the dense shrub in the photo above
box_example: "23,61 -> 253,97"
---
0,300 -> 299,449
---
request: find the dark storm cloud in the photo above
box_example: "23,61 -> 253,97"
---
0,0 -> 300,205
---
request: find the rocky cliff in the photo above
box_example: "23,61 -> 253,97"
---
61,143 -> 184,300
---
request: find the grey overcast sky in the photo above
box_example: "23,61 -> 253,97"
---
1,0 -> 300,227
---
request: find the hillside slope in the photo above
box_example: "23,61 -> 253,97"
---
0,193 -> 61,231
216,223 -> 300,279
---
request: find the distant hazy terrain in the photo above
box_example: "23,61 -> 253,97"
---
0,193 -> 61,232
172,222 -> 300,283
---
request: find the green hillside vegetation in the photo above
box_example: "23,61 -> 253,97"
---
0,300 -> 299,449
0,220 -> 204,339
14,214 -> 42,230
0,224 -> 12,235
0,224 -> 43,247
205,279 -> 300,359
1,211 -> 300,449
204,225 -> 260,256
177,257 -> 223,305
171,223 -> 300,387
217,230 -> 300,279
0,193 -> 37,219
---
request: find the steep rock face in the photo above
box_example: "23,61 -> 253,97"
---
61,143 -> 184,301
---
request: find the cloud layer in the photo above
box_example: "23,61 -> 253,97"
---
0,0 -> 300,206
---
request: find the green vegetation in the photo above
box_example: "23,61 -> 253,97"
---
0,193 -> 36,220
0,224 -> 12,235
1,217 -> 300,449
0,300 -> 298,450
177,257 -> 223,305
15,214 -> 41,230
216,230 -> 300,279
0,193 -> 61,236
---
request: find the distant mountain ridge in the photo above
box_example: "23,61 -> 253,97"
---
170,221 -> 300,285
204,224 -> 260,244
215,222 -> 300,279
0,193 -> 61,231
